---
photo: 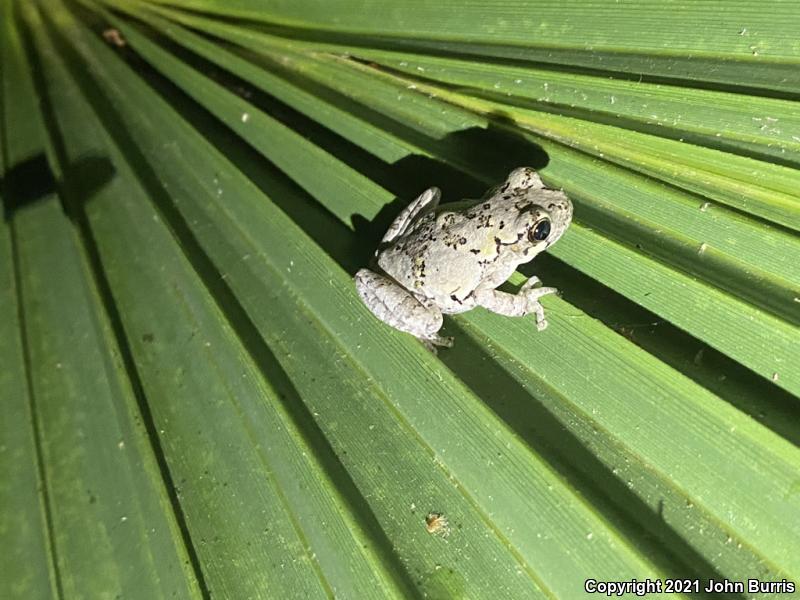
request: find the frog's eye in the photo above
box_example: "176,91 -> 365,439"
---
529,218 -> 551,242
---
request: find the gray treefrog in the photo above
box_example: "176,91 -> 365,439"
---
355,167 -> 573,351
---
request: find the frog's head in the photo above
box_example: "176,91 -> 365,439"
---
512,189 -> 573,256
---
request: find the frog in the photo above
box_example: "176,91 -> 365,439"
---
355,167 -> 573,351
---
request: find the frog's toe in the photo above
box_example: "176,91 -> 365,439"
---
420,334 -> 454,353
520,276 -> 542,292
526,297 -> 548,329
421,339 -> 438,354
431,334 -> 454,348
524,286 -> 557,301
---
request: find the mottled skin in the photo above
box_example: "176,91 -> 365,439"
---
355,167 -> 573,351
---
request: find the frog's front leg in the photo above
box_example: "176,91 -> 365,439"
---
355,269 -> 454,351
473,277 -> 557,331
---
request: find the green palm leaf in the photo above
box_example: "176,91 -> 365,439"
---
2,0 -> 799,598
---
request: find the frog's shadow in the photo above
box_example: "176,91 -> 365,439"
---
349,121 -> 549,271
1,153 -> 115,222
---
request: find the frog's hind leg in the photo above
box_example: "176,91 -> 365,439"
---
380,187 -> 441,245
355,268 -> 453,351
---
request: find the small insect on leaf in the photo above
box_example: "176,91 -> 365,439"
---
102,28 -> 126,48
425,511 -> 450,538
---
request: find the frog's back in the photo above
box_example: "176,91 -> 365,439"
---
377,209 -> 506,307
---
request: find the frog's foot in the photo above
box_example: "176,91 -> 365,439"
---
420,334 -> 455,355
522,278 -> 557,331
355,269 -> 451,350
473,280 -> 557,331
